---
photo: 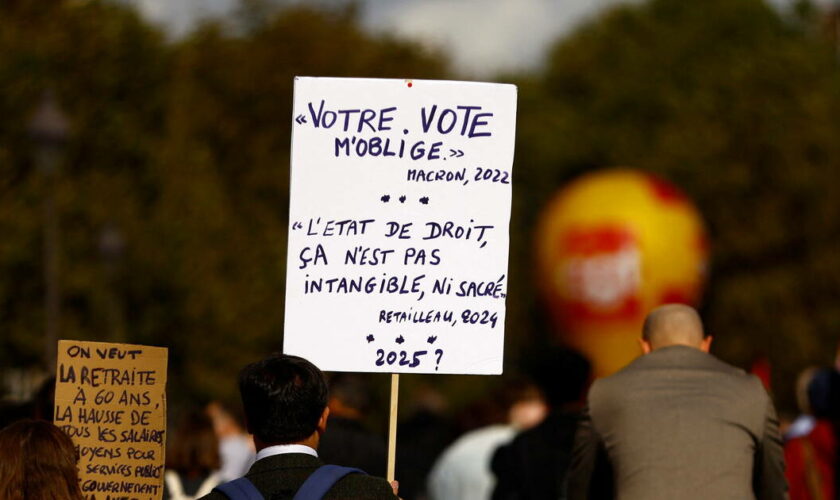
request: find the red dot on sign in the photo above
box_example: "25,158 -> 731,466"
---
407,82 -> 413,88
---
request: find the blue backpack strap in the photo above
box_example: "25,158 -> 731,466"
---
292,465 -> 366,500
212,477 -> 265,500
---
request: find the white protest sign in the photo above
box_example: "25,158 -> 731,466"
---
284,77 -> 516,374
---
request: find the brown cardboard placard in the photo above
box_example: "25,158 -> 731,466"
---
54,340 -> 168,500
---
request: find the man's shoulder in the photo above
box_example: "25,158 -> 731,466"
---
590,347 -> 766,397
199,454 -> 396,500
198,472 -> 396,500
325,472 -> 396,499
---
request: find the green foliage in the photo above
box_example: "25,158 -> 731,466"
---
511,0 -> 840,409
0,0 -> 169,367
0,1 -> 445,402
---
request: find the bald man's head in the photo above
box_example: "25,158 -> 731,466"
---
641,304 -> 710,352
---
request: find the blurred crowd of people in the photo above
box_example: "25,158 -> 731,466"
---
783,366 -> 840,500
2,343 -> 840,500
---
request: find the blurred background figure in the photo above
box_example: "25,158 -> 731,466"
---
0,376 -> 55,429
0,419 -> 84,500
319,373 -> 387,477
427,378 -> 547,500
164,408 -> 222,499
397,384 -> 459,500
206,400 -> 255,481
491,347 -> 591,500
785,367 -> 840,500
28,376 -> 56,422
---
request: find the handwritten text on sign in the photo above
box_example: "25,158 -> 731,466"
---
55,340 -> 167,500
284,78 -> 516,374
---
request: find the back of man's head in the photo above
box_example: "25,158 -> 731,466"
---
239,354 -> 328,445
529,347 -> 591,409
642,304 -> 707,351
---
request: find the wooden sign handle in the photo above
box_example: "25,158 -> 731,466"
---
387,373 -> 399,483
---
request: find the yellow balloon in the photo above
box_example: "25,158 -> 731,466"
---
535,169 -> 708,376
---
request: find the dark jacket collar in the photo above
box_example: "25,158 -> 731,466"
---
248,452 -> 323,475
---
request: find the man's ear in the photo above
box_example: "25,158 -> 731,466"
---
700,335 -> 713,353
638,338 -> 652,355
317,406 -> 330,435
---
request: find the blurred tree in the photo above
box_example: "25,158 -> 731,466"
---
0,0 -> 170,368
0,0 -> 446,404
155,6 -> 446,400
511,0 -> 840,410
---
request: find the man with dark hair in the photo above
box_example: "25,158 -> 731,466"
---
491,347 -> 591,500
568,304 -> 788,500
200,354 -> 397,500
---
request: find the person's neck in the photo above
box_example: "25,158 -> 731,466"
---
255,433 -> 319,453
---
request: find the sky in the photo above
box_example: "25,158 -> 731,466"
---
360,0 -> 632,76
123,0 -> 824,78
122,0 -> 630,77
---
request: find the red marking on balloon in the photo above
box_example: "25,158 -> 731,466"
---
407,82 -> 413,88
659,288 -> 693,305
560,296 -> 642,324
561,226 -> 635,254
555,225 -> 642,324
695,233 -> 710,254
646,174 -> 687,205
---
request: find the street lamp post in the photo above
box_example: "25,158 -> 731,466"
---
28,91 -> 69,373
99,223 -> 126,343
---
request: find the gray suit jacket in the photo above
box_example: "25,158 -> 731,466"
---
568,345 -> 787,500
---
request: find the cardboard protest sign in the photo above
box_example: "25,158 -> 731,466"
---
55,340 -> 167,500
284,77 -> 516,374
